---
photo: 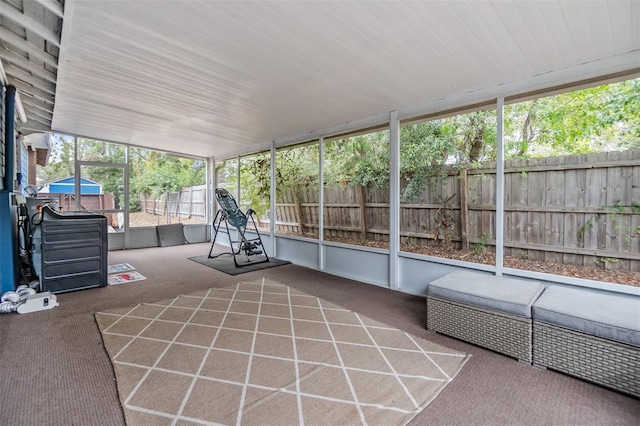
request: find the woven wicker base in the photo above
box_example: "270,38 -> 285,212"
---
426,296 -> 532,363
533,321 -> 640,398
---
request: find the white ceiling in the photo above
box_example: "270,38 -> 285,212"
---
2,0 -> 639,160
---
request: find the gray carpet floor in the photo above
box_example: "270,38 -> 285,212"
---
0,242 -> 638,425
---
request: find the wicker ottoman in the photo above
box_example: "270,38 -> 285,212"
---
426,271 -> 545,363
532,286 -> 640,397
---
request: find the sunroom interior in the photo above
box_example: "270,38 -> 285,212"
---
3,0 -> 638,292
1,1 -> 639,425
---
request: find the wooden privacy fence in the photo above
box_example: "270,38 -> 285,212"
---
140,185 -> 206,220
274,150 -> 639,272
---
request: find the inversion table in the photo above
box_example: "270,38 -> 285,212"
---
208,188 -> 269,267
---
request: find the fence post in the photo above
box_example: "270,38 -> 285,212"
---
459,168 -> 469,250
292,188 -> 304,234
357,184 -> 367,242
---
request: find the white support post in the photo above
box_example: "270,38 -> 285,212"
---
124,145 -> 130,249
389,111 -> 400,290
318,137 -> 325,270
236,155 -> 241,202
208,157 -> 215,240
270,142 -> 277,257
212,157 -> 220,243
496,97 -> 505,276
73,136 -> 80,211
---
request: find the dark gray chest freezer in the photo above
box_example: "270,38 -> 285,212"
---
40,205 -> 108,293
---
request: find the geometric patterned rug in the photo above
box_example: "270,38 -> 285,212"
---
95,279 -> 470,425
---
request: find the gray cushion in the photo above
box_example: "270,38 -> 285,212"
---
427,271 -> 545,318
532,285 -> 640,347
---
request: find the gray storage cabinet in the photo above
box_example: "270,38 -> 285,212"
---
40,205 -> 108,293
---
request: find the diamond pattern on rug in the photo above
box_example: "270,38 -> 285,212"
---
95,279 -> 470,426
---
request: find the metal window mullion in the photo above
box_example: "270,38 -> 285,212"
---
207,157 -> 214,234
270,142 -> 276,257
74,136 -> 80,210
319,137 -> 324,270
124,145 -> 130,249
236,155 -> 241,201
389,111 -> 400,290
496,97 -> 505,276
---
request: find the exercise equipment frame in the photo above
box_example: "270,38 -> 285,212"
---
208,188 -> 269,268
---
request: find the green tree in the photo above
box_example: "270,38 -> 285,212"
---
77,138 -> 125,162
37,134 -> 75,185
443,110 -> 497,163
239,153 -> 271,215
505,78 -> 640,157
400,120 -> 453,201
275,144 -> 319,194
323,131 -> 390,188
130,150 -> 205,196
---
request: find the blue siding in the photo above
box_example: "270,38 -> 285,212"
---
1,84 -> 18,293
48,177 -> 102,194
0,82 -> 4,190
49,182 -> 101,194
